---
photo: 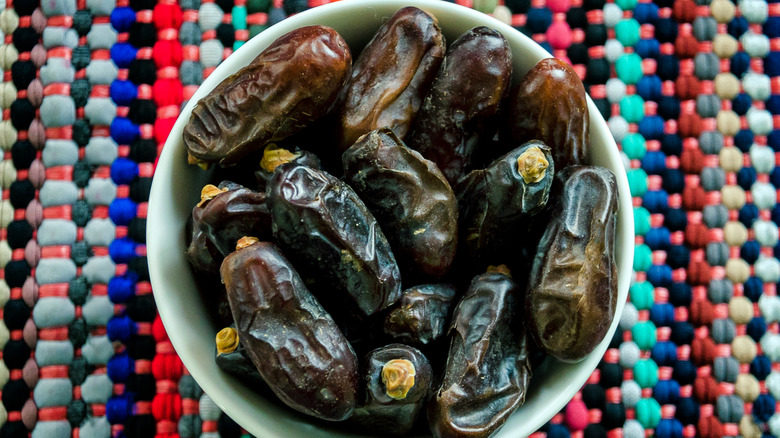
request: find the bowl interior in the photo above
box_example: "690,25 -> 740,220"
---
148,1 -> 635,437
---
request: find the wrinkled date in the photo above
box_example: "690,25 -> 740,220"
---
343,128 -> 458,281
407,26 -> 513,185
267,164 -> 402,318
526,166 -> 618,363
456,141 -> 554,261
186,182 -> 271,273
428,272 -> 531,438
184,25 -> 352,166
351,343 -> 433,435
502,58 -> 589,170
384,283 -> 457,346
221,240 -> 359,421
336,7 -> 444,151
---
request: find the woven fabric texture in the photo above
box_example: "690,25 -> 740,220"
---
0,0 -> 779,437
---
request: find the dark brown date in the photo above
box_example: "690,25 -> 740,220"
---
184,25 -> 352,166
351,344 -> 433,435
267,164 -> 402,318
336,7 -> 444,151
456,141 -> 554,261
502,58 -> 589,170
186,182 -> 271,273
526,166 -> 618,363
221,240 -> 359,421
428,272 -> 531,438
342,128 -> 458,281
407,26 -> 512,185
254,144 -> 321,190
383,283 -> 457,346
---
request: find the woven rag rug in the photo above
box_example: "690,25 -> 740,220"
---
0,0 -> 779,437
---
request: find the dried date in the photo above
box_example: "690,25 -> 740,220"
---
456,141 -> 554,261
351,344 -> 433,435
184,25 -> 352,166
526,166 -> 618,362
221,239 -> 359,421
428,271 -> 531,438
267,164 -> 402,318
186,182 -> 271,273
342,128 -> 458,281
407,26 -> 512,185
336,7 -> 444,151
502,58 -> 589,170
383,283 -> 457,346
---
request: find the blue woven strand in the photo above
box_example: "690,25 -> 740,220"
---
651,341 -> 677,367
641,150 -> 667,175
741,240 -> 761,264
108,198 -> 138,226
643,190 -> 669,214
747,317 -> 768,343
110,6 -> 137,32
106,351 -> 135,383
106,393 -> 135,424
649,303 -> 675,327
638,115 -> 665,140
653,380 -> 681,405
751,355 -> 772,380
765,51 -> 780,77
739,204 -> 760,227
107,314 -> 138,342
109,237 -> 138,264
745,277 -> 764,302
110,158 -> 139,185
110,117 -> 140,145
108,272 -> 138,304
110,42 -> 139,69
655,418 -> 684,438
109,80 -> 138,107
647,264 -> 673,288
646,227 -> 671,251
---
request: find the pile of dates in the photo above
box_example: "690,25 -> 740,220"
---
182,7 -> 619,438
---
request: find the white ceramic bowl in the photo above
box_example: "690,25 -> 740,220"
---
148,1 -> 635,436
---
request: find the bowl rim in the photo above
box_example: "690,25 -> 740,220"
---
148,1 -> 635,437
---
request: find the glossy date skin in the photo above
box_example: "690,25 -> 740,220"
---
383,283 -> 457,346
267,164 -> 402,318
502,58 -> 589,170
186,181 -> 271,273
456,141 -> 554,261
184,25 -> 352,166
526,166 -> 618,363
221,241 -> 359,421
351,344 -> 433,435
336,7 -> 444,151
343,128 -> 458,281
407,26 -> 513,186
428,272 -> 531,438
